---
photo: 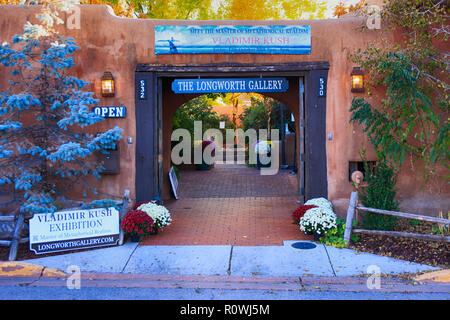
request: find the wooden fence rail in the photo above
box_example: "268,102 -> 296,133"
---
1,189 -> 130,261
344,191 -> 450,247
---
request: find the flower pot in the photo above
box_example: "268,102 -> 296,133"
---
129,234 -> 142,242
195,160 -> 211,170
256,153 -> 271,169
314,232 -> 321,242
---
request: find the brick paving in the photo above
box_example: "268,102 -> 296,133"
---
141,164 -> 311,246
178,163 -> 298,198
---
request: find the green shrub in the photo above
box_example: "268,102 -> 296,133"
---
358,156 -> 400,231
319,218 -> 358,248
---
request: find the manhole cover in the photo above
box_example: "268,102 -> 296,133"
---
291,242 -> 317,249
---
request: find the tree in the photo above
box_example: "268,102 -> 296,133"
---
348,1 -> 448,193
333,0 -> 365,18
80,0 -> 224,19
225,0 -> 327,20
0,1 -> 123,215
172,95 -> 233,139
239,95 -> 291,133
78,0 -> 327,20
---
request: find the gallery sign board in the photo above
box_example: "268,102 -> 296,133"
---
172,78 -> 289,94
29,207 -> 120,254
155,25 -> 311,54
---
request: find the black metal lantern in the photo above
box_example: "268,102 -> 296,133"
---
101,71 -> 115,97
351,67 -> 365,93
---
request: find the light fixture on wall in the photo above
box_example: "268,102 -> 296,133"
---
101,71 -> 115,97
351,67 -> 365,93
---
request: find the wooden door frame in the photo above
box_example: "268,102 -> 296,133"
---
135,62 -> 329,202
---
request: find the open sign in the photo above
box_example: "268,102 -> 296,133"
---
93,106 -> 126,118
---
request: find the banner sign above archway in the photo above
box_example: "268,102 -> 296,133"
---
155,25 -> 311,54
172,78 -> 289,94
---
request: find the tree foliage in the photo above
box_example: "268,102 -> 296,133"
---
349,0 -> 449,185
81,0 -> 226,19
79,0 -> 327,19
333,0 -> 365,18
172,95 -> 233,139
0,1 -> 122,214
358,151 -> 400,231
239,95 -> 292,133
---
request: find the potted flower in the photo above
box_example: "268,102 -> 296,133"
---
292,205 -> 317,225
304,197 -> 333,210
120,209 -> 157,242
299,206 -> 337,241
132,200 -> 156,210
136,201 -> 172,230
194,140 -> 216,170
254,141 -> 271,169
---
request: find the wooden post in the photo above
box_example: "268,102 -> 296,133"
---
344,191 -> 358,246
8,211 -> 25,261
118,189 -> 130,246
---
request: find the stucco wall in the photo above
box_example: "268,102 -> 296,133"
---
0,5 -> 447,217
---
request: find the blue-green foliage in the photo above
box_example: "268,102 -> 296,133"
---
0,33 -> 123,215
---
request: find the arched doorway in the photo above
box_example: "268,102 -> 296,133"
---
170,92 -> 299,198
134,63 -> 329,245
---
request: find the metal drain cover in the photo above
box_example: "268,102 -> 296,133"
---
291,242 -> 317,249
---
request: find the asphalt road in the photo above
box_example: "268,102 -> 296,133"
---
0,273 -> 448,301
0,285 -> 449,300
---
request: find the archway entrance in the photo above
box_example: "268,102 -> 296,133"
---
135,63 -> 329,245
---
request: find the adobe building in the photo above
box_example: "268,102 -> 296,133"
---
0,4 -> 448,218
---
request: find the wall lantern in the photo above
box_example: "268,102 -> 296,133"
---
101,71 -> 115,97
351,67 -> 365,93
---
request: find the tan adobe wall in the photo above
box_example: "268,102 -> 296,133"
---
0,5 -> 447,217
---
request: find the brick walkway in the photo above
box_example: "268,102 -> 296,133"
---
141,164 -> 311,246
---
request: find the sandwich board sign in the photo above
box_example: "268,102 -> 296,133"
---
29,207 -> 120,254
169,166 -> 179,200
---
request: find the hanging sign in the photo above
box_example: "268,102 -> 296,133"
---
172,78 -> 289,94
93,106 -> 126,118
29,207 -> 120,254
155,25 -> 311,55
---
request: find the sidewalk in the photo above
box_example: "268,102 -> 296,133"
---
2,241 -> 449,299
11,240 -> 440,277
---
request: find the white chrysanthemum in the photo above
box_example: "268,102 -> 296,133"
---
304,197 -> 333,210
254,141 -> 271,154
138,202 -> 172,229
299,206 -> 337,235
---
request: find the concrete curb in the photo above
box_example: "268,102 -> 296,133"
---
0,261 -> 66,278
